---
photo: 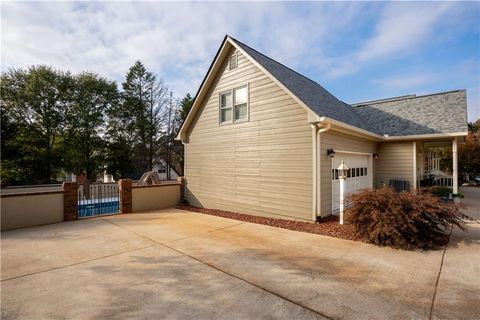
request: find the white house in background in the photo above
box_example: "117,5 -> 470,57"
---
176,35 -> 468,222
152,158 -> 180,181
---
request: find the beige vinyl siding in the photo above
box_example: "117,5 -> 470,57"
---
377,142 -> 414,188
185,48 -> 313,221
319,130 -> 377,217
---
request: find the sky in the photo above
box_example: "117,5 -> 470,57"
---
2,1 -> 479,121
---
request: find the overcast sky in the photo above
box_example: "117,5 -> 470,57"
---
2,1 -> 479,121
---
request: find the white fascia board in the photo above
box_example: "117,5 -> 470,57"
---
384,131 -> 469,141
176,39 -> 231,141
320,116 -> 468,142
320,117 -> 384,141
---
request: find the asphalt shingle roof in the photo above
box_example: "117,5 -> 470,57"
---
231,38 -> 372,132
352,91 -> 469,136
230,37 -> 468,137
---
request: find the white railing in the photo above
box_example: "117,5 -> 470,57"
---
433,176 -> 453,187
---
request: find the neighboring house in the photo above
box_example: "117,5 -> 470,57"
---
176,36 -> 468,222
152,158 -> 180,181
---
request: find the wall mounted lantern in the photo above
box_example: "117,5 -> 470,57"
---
373,153 -> 379,159
327,149 -> 336,158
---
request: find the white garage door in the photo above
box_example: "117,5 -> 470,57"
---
331,153 -> 372,212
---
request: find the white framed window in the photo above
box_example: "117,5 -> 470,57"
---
219,91 -> 233,123
234,85 -> 248,121
219,84 -> 249,124
229,54 -> 238,70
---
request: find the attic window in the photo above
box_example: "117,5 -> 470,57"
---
229,54 -> 238,70
219,84 -> 249,124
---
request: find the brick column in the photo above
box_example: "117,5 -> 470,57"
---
119,179 -> 132,214
177,176 -> 185,200
63,182 -> 79,221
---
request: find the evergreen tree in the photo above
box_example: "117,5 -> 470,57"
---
120,61 -> 168,172
179,93 -> 194,121
168,93 -> 195,175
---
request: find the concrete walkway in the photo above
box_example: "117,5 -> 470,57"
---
1,189 -> 479,319
431,187 -> 480,320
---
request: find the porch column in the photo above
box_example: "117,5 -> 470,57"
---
452,138 -> 458,194
412,141 -> 417,190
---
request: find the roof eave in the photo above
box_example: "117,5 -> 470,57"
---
383,131 -> 469,141
176,35 -> 231,141
319,117 -> 384,141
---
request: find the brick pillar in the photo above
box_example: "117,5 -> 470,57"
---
177,176 -> 185,200
119,179 -> 132,214
63,182 -> 79,221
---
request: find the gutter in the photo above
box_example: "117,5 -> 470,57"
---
319,117 -> 468,141
320,117 -> 383,141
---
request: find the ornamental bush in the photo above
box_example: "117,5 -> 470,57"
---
345,187 -> 468,250
428,186 -> 452,198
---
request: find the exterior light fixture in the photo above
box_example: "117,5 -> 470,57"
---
327,149 -> 336,158
336,160 -> 349,225
373,153 -> 379,159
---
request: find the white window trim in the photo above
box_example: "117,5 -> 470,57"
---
219,90 -> 233,125
229,54 -> 238,70
219,83 -> 249,125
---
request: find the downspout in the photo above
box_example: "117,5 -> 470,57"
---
310,124 -> 319,221
317,123 -> 331,219
310,121 -> 331,222
182,141 -> 187,200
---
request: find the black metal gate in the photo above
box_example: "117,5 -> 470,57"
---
77,183 -> 119,218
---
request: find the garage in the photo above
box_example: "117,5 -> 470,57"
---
331,152 -> 373,212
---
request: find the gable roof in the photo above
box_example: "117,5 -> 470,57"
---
177,35 -> 468,141
352,90 -> 469,136
230,37 -> 372,132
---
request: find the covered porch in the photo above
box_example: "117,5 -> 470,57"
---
414,138 -> 460,194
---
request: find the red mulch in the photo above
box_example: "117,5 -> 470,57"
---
176,205 -> 362,242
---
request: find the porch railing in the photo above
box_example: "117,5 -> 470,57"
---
419,174 -> 453,188
433,177 -> 453,187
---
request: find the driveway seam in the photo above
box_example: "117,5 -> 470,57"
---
428,227 -> 452,320
102,217 -> 334,320
162,222 -> 246,244
1,244 -> 157,282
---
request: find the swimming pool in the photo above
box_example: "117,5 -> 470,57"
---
78,197 -> 119,217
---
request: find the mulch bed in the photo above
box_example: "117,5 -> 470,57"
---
176,205 -> 361,242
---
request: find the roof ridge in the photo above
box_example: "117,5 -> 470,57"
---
352,89 -> 465,107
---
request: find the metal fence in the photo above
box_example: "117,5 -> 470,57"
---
77,183 -> 119,218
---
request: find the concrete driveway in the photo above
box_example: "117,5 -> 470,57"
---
2,189 -> 479,319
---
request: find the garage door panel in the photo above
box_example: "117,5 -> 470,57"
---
331,153 -> 371,212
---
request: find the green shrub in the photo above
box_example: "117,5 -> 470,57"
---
428,186 -> 452,198
345,187 -> 468,250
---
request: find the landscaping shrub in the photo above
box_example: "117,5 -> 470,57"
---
345,187 -> 468,250
427,186 -> 452,198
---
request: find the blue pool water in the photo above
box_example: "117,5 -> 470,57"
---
78,197 -> 119,217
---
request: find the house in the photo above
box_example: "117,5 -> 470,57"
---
152,158 -> 180,181
176,36 -> 468,222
